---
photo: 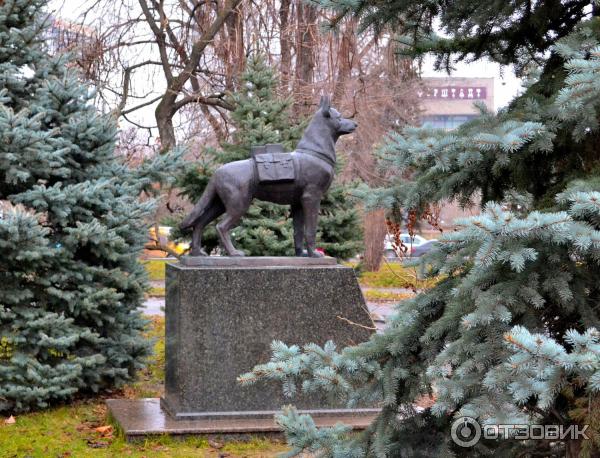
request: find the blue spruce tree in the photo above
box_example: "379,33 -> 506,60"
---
0,0 -> 180,412
241,2 -> 600,456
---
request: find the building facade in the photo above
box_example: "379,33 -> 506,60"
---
418,77 -> 494,229
419,77 -> 494,129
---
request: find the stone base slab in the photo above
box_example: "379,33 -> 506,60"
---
107,398 -> 378,441
159,395 -> 379,421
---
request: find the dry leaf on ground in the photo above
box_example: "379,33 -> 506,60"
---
94,425 -> 113,435
87,439 -> 109,448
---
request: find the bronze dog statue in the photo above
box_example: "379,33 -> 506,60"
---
180,95 -> 357,257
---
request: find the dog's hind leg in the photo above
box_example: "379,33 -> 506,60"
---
181,180 -> 217,230
189,199 -> 225,256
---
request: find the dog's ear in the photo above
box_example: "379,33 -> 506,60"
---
319,95 -> 331,118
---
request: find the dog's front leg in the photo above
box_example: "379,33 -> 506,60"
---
301,195 -> 322,258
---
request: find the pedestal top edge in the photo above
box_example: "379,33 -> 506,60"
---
178,255 -> 338,268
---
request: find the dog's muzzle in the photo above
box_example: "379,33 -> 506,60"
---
340,120 -> 358,134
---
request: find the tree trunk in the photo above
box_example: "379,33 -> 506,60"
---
225,3 -> 245,91
362,209 -> 387,272
293,1 -> 317,115
332,22 -> 355,105
155,95 -> 176,152
279,0 -> 292,92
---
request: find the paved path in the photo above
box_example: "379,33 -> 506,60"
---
143,297 -> 165,315
368,302 -> 397,331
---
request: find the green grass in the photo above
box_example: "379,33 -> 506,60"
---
126,316 -> 165,398
363,289 -> 413,302
358,262 -> 439,289
148,286 -> 166,297
143,259 -> 168,281
223,437 -> 287,455
0,317 -> 288,457
0,404 -> 286,457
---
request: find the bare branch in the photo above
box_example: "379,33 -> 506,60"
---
121,95 -> 164,116
138,0 -> 174,81
173,93 -> 233,112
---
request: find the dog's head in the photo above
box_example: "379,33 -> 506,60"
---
318,95 -> 357,137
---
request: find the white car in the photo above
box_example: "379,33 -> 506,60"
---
384,233 -> 438,257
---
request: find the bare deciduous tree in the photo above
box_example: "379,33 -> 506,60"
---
137,0 -> 242,150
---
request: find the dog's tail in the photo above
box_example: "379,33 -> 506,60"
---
180,178 -> 217,230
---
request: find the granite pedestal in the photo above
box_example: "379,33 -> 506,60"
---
109,256 -> 377,437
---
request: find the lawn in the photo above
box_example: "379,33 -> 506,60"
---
142,259 -> 170,281
0,317 -> 288,457
357,261 -> 439,290
362,289 -> 413,302
148,286 -> 166,297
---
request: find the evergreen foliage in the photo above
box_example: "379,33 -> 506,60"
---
243,2 -> 600,456
314,0 -> 593,75
0,0 -> 181,412
179,56 -> 362,258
